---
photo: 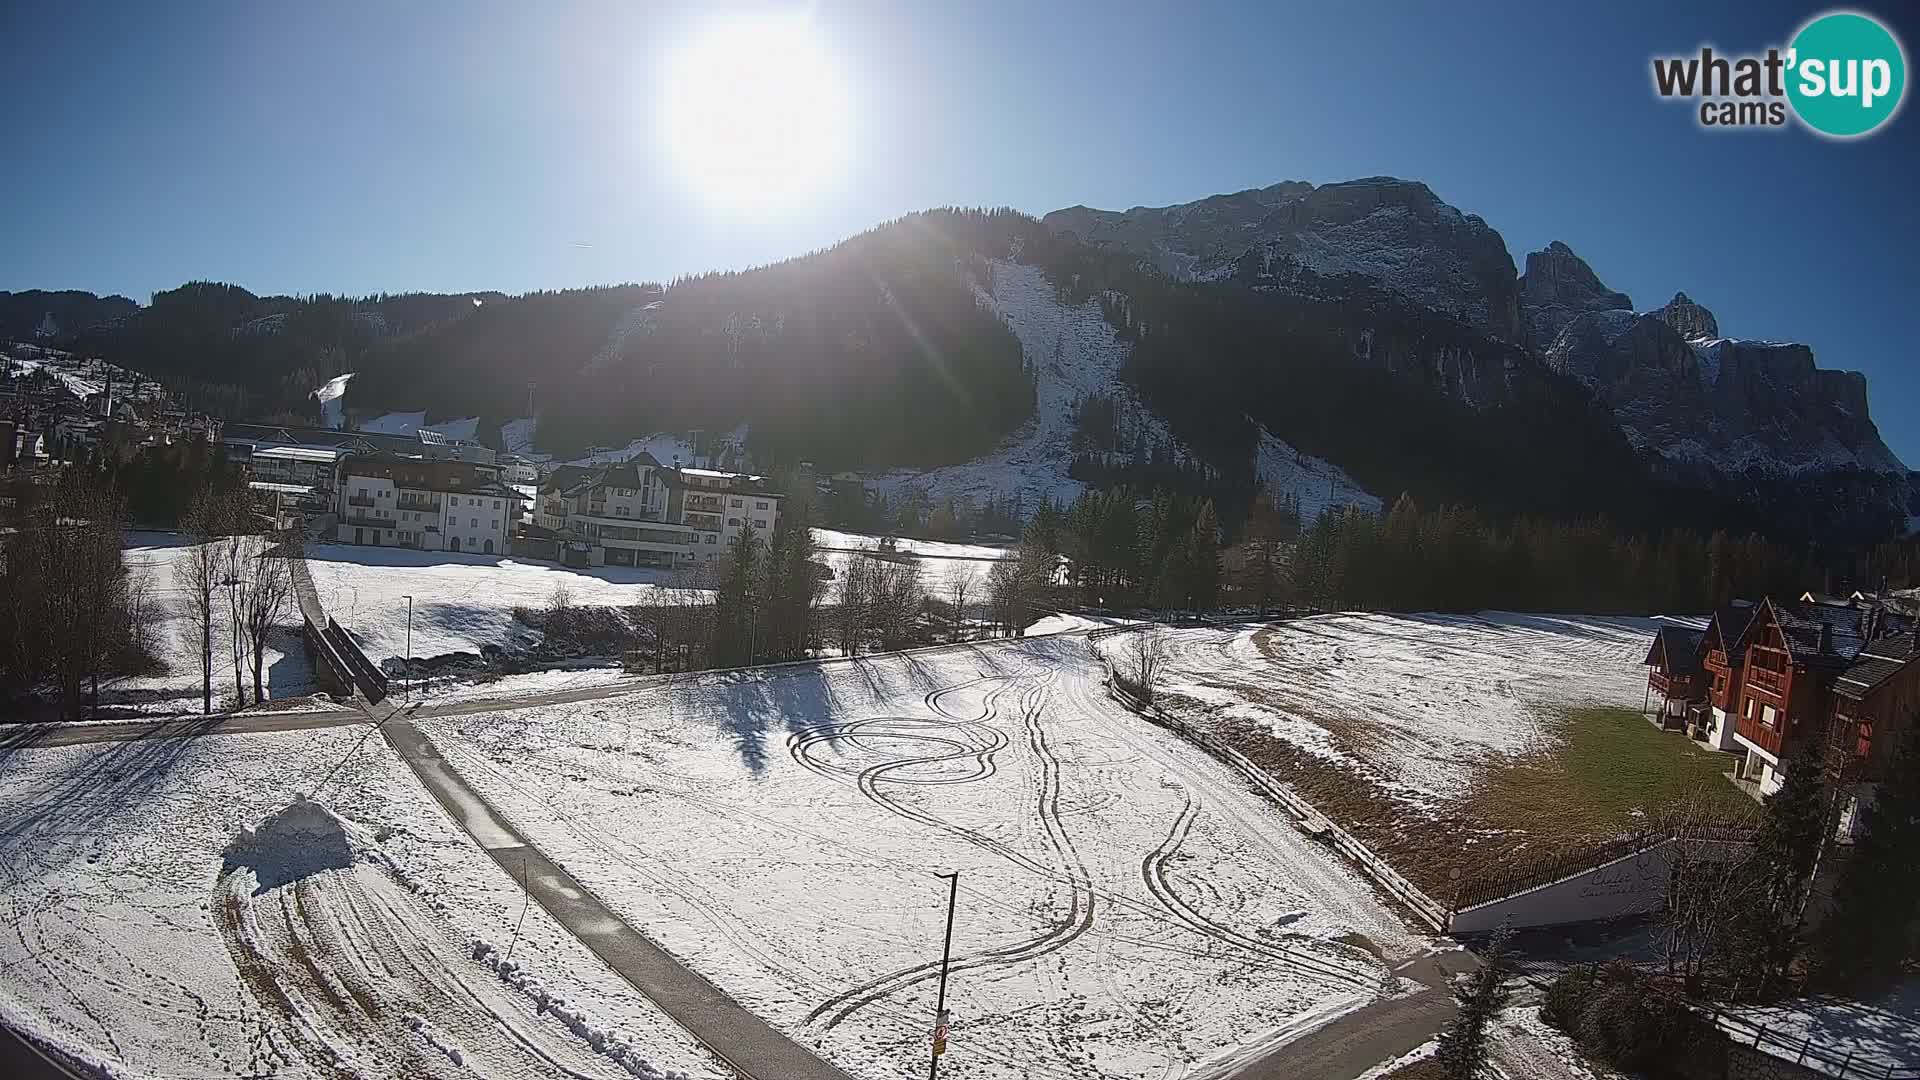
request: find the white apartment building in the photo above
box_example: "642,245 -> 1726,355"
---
335,452 -> 526,555
531,455 -> 784,568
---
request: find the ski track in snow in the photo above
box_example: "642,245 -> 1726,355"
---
1125,612 -> 1659,803
417,635 -> 1424,1080
0,728 -> 730,1080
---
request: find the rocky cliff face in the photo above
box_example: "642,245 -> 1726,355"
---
1517,241 -> 1632,350
1536,266 -> 1908,539
1045,177 -> 1522,339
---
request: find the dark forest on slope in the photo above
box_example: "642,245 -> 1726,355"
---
9,206 -> 1902,546
347,210 -> 1035,467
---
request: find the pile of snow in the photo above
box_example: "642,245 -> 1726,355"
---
311,372 -> 355,429
471,940 -> 694,1080
222,797 -> 389,883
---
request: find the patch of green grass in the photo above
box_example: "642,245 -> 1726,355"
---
1558,707 -> 1756,825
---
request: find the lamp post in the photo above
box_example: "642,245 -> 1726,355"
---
403,594 -> 414,697
929,870 -> 959,1079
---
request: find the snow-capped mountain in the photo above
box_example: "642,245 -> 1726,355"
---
1045,177 -> 1523,338
1534,249 -> 1905,480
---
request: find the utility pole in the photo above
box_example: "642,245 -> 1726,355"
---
403,594 -> 414,697
929,870 -> 959,1079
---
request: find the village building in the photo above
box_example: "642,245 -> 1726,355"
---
527,454 -> 784,568
1725,598 -> 1913,797
333,452 -> 525,555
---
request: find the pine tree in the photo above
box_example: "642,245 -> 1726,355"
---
711,531 -> 760,667
1719,742 -> 1833,994
1187,499 -> 1220,612
1815,719 -> 1920,991
1436,922 -> 1514,1079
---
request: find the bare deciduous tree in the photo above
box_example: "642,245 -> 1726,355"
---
948,566 -> 978,643
176,491 -> 225,714
1650,784 -> 1761,990
1120,630 -> 1165,704
238,534 -> 295,703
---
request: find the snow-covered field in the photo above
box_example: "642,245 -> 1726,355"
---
306,544 -> 694,665
1129,612 -> 1657,805
0,725 -> 728,1080
813,528 -> 1013,601
416,636 -> 1425,1080
110,533 -> 312,716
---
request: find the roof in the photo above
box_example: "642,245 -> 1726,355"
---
1644,626 -> 1705,675
1834,632 -> 1920,700
1702,601 -> 1759,661
247,481 -> 317,496
341,451 -> 523,499
1766,599 -> 1916,668
251,445 -> 342,463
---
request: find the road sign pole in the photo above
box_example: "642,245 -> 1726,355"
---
929,871 -> 958,1079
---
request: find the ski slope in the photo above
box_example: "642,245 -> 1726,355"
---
869,259 -> 1376,519
0,726 -> 728,1080
416,635 -> 1424,1080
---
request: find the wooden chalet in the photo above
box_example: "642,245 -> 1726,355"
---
1731,598 -> 1914,796
1643,624 -> 1707,729
1697,602 -> 1760,751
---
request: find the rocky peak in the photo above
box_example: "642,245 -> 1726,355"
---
1517,241 -> 1632,350
1044,176 -> 1522,339
1655,292 -> 1719,341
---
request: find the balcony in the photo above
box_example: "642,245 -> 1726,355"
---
341,514 -> 389,529
1648,670 -> 1698,699
1746,664 -> 1788,697
347,495 -> 375,508
682,511 -> 722,531
397,497 -> 441,512
685,494 -> 725,512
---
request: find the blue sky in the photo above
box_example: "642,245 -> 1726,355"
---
3,0 -> 1916,465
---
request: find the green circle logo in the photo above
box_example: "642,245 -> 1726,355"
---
1787,11 -> 1907,137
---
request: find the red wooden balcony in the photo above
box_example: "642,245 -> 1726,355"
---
1648,670 -> 1698,698
1746,664 -> 1788,697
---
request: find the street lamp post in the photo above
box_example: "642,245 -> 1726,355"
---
929,870 -> 959,1080
403,594 -> 414,697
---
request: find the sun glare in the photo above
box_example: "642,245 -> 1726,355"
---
663,12 -> 850,209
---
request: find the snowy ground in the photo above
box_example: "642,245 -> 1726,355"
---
0,725 -> 729,1080
1127,612 -> 1656,807
108,533 -> 312,716
416,635 -> 1428,1080
1732,983 -> 1920,1075
305,543 -> 696,665
358,412 -> 482,442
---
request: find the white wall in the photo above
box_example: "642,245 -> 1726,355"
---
1449,838 -> 1748,934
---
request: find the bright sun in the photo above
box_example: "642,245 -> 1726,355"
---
664,12 -> 850,208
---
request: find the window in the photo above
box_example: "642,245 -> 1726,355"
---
753,518 -> 767,529
730,498 -> 743,507
756,500 -> 768,510
470,518 -> 479,528
493,499 -> 501,509
490,520 -> 499,531
705,534 -> 717,544
727,517 -> 741,527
